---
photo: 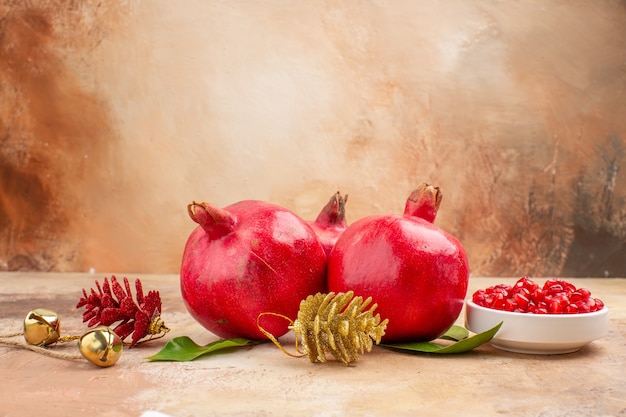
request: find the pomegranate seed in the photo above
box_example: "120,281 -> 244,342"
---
493,293 -> 507,310
493,285 -> 510,296
587,298 -> 596,310
542,278 -> 560,289
569,291 -> 584,302
578,288 -> 591,299
548,296 -> 569,313
530,288 -> 544,303
483,295 -> 495,307
595,298 -> 605,310
473,291 -> 485,304
504,299 -> 517,311
513,293 -> 530,310
525,282 -> 538,293
545,283 -> 564,295
575,300 -> 591,313
562,281 -> 576,293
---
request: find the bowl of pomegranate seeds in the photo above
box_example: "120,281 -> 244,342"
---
465,277 -> 608,354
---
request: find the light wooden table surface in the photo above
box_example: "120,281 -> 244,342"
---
1,273 -> 625,417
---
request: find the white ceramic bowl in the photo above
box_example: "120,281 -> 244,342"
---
465,300 -> 609,354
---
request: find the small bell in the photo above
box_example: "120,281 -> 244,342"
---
23,308 -> 61,346
78,326 -> 123,367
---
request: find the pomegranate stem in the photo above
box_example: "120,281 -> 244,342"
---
404,183 -> 442,223
188,201 -> 236,239
314,192 -> 348,227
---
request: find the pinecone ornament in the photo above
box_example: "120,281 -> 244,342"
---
76,275 -> 169,347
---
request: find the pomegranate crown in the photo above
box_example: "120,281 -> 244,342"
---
315,192 -> 348,226
404,183 -> 442,223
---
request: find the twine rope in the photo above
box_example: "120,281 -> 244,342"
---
0,333 -> 83,361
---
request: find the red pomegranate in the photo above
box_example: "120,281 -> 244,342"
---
180,200 -> 327,340
327,183 -> 469,342
307,192 -> 349,257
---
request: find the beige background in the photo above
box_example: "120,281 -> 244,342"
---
1,1 -> 625,277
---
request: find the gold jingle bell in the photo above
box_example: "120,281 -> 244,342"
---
79,326 -> 123,367
24,308 -> 61,346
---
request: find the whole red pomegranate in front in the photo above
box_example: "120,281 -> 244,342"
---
307,191 -> 349,257
180,200 -> 327,340
327,183 -> 469,342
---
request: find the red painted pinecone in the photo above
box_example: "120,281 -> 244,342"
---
76,275 -> 168,347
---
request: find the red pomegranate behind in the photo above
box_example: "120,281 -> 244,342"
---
327,183 -> 469,342
307,191 -> 349,257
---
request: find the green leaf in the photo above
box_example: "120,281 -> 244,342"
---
146,336 -> 261,362
381,322 -> 502,354
440,324 -> 469,342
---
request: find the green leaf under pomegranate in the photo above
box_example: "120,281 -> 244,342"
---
146,336 -> 261,362
381,322 -> 502,354
440,324 -> 469,342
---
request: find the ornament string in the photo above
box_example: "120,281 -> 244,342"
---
256,312 -> 305,359
0,333 -> 83,360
